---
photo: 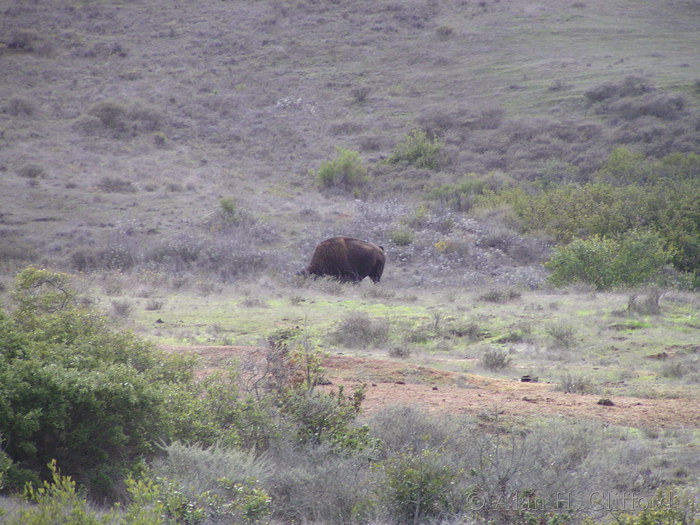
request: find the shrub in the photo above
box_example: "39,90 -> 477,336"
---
5,29 -> 48,54
150,442 -> 272,524
218,196 -> 241,224
6,97 -> 36,117
388,345 -> 412,359
96,176 -> 137,193
88,99 -> 128,131
603,490 -> 698,525
316,147 -> 368,192
556,373 -> 596,394
0,267 -> 193,500
281,385 -> 375,451
388,129 -> 445,169
545,323 -> 578,350
598,147 -> 652,184
478,288 -> 521,303
351,86 -> 371,103
480,347 -> 512,371
330,312 -> 390,348
388,228 -> 414,246
16,164 -> 45,179
627,288 -> 661,315
584,75 -> 654,104
429,173 -> 492,212
378,449 -> 458,525
545,231 -> 670,290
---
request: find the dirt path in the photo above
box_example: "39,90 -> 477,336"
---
163,346 -> 700,429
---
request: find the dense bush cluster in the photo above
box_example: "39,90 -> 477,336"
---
0,268 -> 190,499
471,149 -> 700,288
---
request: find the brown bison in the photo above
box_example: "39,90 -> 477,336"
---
301,236 -> 385,283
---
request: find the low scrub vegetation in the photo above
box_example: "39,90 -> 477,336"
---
2,269 -> 698,524
316,147 -> 368,193
388,129 -> 445,170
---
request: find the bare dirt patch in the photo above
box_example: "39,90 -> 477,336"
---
163,345 -> 700,429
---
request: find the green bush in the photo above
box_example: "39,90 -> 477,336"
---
545,231 -> 670,290
316,147 -> 368,192
379,449 -> 458,525
389,228 -> 414,246
218,196 -> 241,224
474,150 -> 700,276
3,460 -> 178,525
281,385 -> 376,451
388,129 -> 445,169
0,267 -> 194,500
429,173 -> 492,212
581,489 -> 697,525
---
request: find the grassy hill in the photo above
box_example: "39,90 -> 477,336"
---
1,0 -> 699,288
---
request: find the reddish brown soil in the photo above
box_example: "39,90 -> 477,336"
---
163,346 -> 700,429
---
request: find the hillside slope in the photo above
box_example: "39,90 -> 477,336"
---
1,0 -> 699,285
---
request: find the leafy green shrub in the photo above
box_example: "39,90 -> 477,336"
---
218,196 -> 241,224
428,172 -> 496,212
545,231 -> 670,290
150,443 -> 272,525
389,228 -> 414,246
0,267 -> 194,500
378,449 -> 458,525
474,150 -> 700,276
582,489 -> 697,525
388,129 -> 445,169
316,147 -> 368,192
282,385 -> 375,451
163,369 -> 247,449
598,147 -> 652,184
2,460 -> 188,525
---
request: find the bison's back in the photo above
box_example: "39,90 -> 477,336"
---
306,236 -> 385,283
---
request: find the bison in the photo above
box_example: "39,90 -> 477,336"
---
300,236 -> 385,283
